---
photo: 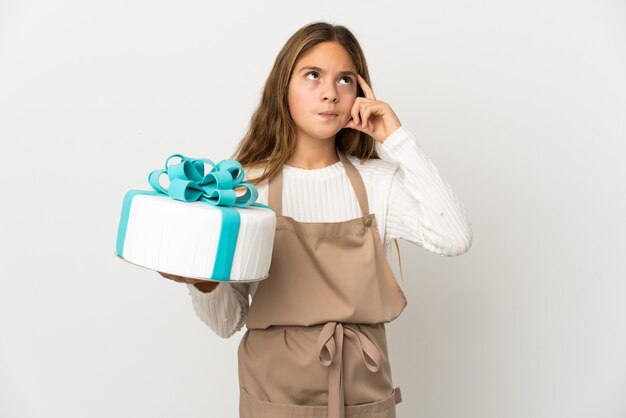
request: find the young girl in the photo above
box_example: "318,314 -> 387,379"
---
160,21 -> 472,418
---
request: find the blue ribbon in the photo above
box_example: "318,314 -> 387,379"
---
116,153 -> 272,281
147,153 -> 263,208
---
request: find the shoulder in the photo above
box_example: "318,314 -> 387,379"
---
346,154 -> 398,188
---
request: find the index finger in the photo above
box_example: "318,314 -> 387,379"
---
357,74 -> 376,100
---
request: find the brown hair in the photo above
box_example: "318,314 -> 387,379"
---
230,21 -> 380,186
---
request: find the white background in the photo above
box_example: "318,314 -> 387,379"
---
1,1 -> 625,417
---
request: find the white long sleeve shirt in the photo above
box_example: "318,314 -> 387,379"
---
185,125 -> 473,338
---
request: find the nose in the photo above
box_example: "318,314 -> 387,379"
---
321,80 -> 338,103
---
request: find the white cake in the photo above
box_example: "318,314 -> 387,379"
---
115,192 -> 276,282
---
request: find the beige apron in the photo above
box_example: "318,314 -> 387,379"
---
238,150 -> 408,418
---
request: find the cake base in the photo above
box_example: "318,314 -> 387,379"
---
114,252 -> 270,283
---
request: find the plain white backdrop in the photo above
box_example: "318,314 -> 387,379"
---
1,0 -> 625,417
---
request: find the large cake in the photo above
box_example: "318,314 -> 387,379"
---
115,154 -> 275,282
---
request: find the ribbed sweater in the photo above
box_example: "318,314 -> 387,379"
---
184,125 -> 473,338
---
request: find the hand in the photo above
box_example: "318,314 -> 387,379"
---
344,74 -> 402,143
158,271 -> 220,293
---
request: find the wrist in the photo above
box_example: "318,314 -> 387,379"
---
380,123 -> 402,144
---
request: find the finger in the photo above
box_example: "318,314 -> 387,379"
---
354,98 -> 375,128
361,104 -> 375,129
350,97 -> 363,125
160,272 -> 178,281
357,74 -> 376,100
345,118 -> 366,133
344,119 -> 361,131
161,272 -> 199,284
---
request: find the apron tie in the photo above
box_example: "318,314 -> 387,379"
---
317,321 -> 381,418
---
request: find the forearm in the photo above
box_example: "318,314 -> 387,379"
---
186,282 -> 250,338
379,125 -> 473,255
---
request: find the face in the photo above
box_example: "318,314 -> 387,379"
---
287,41 -> 358,143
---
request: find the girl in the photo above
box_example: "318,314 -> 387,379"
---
160,21 -> 472,418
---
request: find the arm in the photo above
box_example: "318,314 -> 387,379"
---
158,272 -> 250,338
343,74 -> 471,256
377,125 -> 473,256
185,282 -> 250,339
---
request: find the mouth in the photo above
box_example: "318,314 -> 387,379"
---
318,111 -> 338,119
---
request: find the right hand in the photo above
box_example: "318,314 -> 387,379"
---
158,272 -> 220,293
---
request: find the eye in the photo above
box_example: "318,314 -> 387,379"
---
305,70 -> 319,80
339,76 -> 353,85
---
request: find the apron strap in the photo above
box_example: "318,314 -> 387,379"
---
268,150 -> 370,218
268,164 -> 284,217
338,151 -> 370,217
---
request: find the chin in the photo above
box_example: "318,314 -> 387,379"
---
309,129 -> 340,141
298,121 -> 343,140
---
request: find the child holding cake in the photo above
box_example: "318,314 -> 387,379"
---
160,21 -> 472,418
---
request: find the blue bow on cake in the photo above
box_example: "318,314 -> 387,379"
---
148,154 -> 262,208
116,153 -> 272,281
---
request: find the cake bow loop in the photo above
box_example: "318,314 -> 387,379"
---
148,153 -> 258,208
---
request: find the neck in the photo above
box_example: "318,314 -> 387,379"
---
286,131 -> 340,169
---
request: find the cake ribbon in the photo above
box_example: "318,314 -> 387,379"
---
147,154 -> 261,208
116,153 -> 272,281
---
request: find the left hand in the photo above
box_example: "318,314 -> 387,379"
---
158,271 -> 220,293
344,73 -> 402,143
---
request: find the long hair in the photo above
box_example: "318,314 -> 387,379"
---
230,21 -> 380,186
